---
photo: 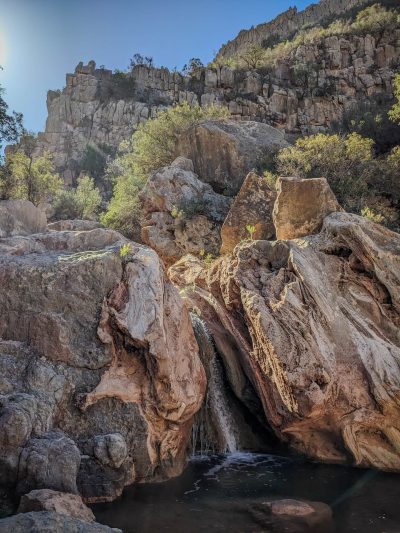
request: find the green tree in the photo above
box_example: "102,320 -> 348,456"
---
239,45 -> 266,69
2,136 -> 62,205
0,75 -> 24,153
53,175 -> 101,220
352,3 -> 398,34
276,133 -> 373,209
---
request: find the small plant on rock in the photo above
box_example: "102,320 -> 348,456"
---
119,243 -> 132,259
361,207 -> 385,224
246,224 -> 256,240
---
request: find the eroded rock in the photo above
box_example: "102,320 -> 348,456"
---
18,489 -> 95,522
0,200 -> 47,237
221,172 -> 276,254
0,511 -> 121,532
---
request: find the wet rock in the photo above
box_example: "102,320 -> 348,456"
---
221,172 -> 276,254
273,177 -> 342,240
17,489 -> 95,522
176,120 -> 289,195
0,200 -> 47,237
0,511 -> 121,532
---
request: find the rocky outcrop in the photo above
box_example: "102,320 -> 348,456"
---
220,172 -> 276,254
0,215 -> 205,504
176,120 -> 288,195
0,200 -> 47,237
0,511 -> 121,532
28,9 -> 398,182
171,212 -> 400,471
273,177 -> 342,240
17,489 -> 95,522
216,0 -> 372,59
140,158 -> 231,265
48,219 -> 103,231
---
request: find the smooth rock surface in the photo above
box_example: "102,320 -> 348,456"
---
0,511 -> 121,532
176,120 -> 289,194
273,177 -> 342,240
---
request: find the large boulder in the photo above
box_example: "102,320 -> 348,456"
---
171,213 -> 400,471
0,511 -> 121,532
220,172 -> 276,254
0,200 -> 47,237
17,489 -> 95,522
48,219 -> 103,231
273,177 -> 342,240
0,226 -> 205,503
140,158 -> 231,265
176,120 -> 289,195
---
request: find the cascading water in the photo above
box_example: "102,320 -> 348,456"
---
191,314 -> 239,454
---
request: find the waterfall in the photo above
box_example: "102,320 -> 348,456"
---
191,314 -> 239,454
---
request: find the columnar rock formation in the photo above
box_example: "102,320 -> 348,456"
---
0,201 -> 205,505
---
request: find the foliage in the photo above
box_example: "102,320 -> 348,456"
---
352,3 -> 398,33
246,224 -> 256,239
276,133 -> 374,210
124,102 -> 229,183
80,143 -> 115,181
1,138 -> 63,205
263,170 -> 278,190
182,58 -> 204,76
361,206 -> 385,223
119,243 -> 132,258
199,249 -> 214,265
110,70 -> 136,98
0,75 -> 24,154
333,93 -> 400,153
128,53 -> 154,69
389,74 -> 400,124
53,175 -> 102,220
239,45 -> 266,69
170,198 -> 209,220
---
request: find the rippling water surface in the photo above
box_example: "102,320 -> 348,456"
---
93,453 -> 400,532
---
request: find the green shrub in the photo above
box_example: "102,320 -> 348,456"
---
389,74 -> 400,124
352,3 -> 398,33
53,175 -> 101,220
361,206 -> 385,223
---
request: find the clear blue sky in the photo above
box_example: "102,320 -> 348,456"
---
0,0 -> 311,134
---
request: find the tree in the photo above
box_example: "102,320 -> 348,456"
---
2,136 -> 63,205
53,175 -> 101,220
389,74 -> 400,124
128,53 -> 154,70
239,45 -> 266,69
0,76 -> 24,153
353,4 -> 398,34
182,58 -> 204,76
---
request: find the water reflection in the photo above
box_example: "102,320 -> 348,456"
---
93,453 -> 400,532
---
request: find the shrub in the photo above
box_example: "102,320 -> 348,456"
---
182,58 -> 204,76
119,243 -> 132,258
276,133 -> 373,209
361,206 -> 385,223
53,175 -> 101,220
389,74 -> 400,124
352,3 -> 398,34
263,170 -> 279,190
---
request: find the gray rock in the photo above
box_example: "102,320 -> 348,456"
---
0,200 -> 47,237
17,489 -> 95,522
0,511 -> 121,532
93,434 -> 128,469
48,220 -> 103,232
17,431 -> 81,495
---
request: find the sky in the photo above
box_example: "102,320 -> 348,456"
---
0,0 -> 312,134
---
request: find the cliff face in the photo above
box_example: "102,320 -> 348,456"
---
33,6 -> 399,182
216,0 -> 373,59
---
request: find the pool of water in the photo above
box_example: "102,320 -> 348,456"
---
93,453 -> 400,532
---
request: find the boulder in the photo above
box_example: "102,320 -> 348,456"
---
48,219 -> 103,231
0,226 -> 205,502
247,499 -> 333,533
17,489 -> 95,522
140,160 -> 231,265
17,431 -> 81,495
171,212 -> 400,471
0,511 -> 121,532
220,172 -> 276,254
0,200 -> 47,237
273,177 -> 342,240
176,120 -> 289,195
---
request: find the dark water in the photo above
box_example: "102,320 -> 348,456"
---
93,453 -> 400,533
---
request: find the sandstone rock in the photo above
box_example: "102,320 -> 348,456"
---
18,489 -> 95,522
140,163 -> 230,265
0,226 -> 205,502
273,177 -> 342,240
247,499 -> 333,533
0,511 -> 121,532
48,219 -> 103,231
170,156 -> 194,172
0,200 -> 47,237
176,120 -> 289,194
220,172 -> 276,254
17,431 -> 81,495
172,212 -> 400,471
